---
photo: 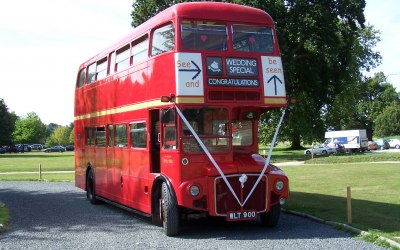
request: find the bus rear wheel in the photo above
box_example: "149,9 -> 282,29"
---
259,204 -> 281,227
86,168 -> 100,204
161,182 -> 179,236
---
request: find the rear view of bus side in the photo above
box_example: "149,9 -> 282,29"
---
74,2 -> 289,236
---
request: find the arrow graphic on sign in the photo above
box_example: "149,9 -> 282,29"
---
178,60 -> 201,80
267,75 -> 283,95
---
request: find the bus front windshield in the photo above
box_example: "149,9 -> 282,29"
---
182,108 -> 229,153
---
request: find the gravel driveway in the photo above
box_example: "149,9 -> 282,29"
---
0,181 -> 383,249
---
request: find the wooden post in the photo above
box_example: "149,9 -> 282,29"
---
311,143 -> 314,159
263,149 -> 266,158
347,185 -> 352,224
39,164 -> 42,180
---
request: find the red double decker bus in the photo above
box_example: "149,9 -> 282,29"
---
74,2 -> 289,236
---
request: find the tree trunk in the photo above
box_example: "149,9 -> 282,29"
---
290,132 -> 302,149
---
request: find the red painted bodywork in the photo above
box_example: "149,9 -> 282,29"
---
74,2 -> 289,219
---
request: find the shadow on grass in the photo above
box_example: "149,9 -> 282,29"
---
286,191 -> 400,235
264,148 -> 311,162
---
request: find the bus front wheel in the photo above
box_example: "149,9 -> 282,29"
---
259,204 -> 281,227
86,168 -> 100,204
161,182 -> 179,236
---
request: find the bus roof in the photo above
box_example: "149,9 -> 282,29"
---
80,2 -> 274,68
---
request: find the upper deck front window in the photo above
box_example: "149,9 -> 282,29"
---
232,25 -> 274,53
181,21 -> 227,51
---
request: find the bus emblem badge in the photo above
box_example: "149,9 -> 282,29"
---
239,174 -> 248,188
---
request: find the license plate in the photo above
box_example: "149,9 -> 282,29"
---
226,211 -> 257,221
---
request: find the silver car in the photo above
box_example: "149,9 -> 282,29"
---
388,139 -> 400,149
304,145 -> 337,155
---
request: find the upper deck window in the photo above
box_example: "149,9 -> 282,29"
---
77,68 -> 85,87
96,57 -> 108,81
87,63 -> 96,84
232,25 -> 274,53
131,35 -> 149,64
116,45 -> 130,71
151,23 -> 175,56
181,21 -> 227,51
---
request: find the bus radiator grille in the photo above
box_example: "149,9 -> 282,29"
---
214,174 -> 267,215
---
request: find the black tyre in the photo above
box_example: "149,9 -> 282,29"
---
321,150 -> 327,155
86,169 -> 100,204
259,204 -> 281,227
305,150 -> 311,155
161,182 -> 179,236
152,185 -> 163,227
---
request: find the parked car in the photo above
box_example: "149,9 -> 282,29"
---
42,146 -> 66,153
375,139 -> 390,150
304,145 -> 336,155
12,144 -> 31,152
0,146 -> 6,154
368,141 -> 378,150
65,145 -> 74,151
30,144 -> 43,150
388,138 -> 400,149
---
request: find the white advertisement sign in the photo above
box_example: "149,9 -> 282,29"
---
261,56 -> 286,97
175,53 -> 204,96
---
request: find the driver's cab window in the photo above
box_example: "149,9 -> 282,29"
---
232,120 -> 253,146
162,108 -> 177,149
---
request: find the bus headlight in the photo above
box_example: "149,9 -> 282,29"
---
189,185 -> 200,197
275,180 -> 284,191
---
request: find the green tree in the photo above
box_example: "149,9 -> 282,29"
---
374,103 -> 400,137
327,72 -> 399,139
68,122 -> 74,145
46,126 -> 72,146
45,123 -> 59,138
12,112 -> 46,144
0,99 -> 17,146
131,0 -> 183,27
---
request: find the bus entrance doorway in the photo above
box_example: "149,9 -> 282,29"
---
150,109 -> 160,173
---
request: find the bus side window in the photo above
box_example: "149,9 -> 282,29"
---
95,127 -> 106,147
131,35 -> 149,64
85,127 -> 95,146
108,125 -> 114,147
87,63 -> 96,84
77,68 -> 85,88
151,23 -> 175,56
115,45 -> 130,72
96,57 -> 108,81
115,124 -> 128,147
130,122 -> 147,148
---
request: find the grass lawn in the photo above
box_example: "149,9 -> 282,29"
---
0,152 -> 74,181
281,162 -> 400,242
0,151 -> 74,172
0,203 -> 9,234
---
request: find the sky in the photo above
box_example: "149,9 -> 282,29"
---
0,0 -> 399,126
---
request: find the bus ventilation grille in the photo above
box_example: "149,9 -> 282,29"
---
214,174 -> 267,215
208,91 -> 260,101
